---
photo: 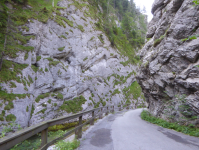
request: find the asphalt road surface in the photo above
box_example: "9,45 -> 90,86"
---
78,108 -> 199,150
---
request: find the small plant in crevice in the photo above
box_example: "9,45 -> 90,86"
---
181,34 -> 199,42
59,35 -> 67,39
153,35 -> 165,47
77,25 -> 85,32
98,34 -> 104,44
83,57 -> 88,61
58,46 -> 65,51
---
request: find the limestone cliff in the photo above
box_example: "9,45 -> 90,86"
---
0,0 -> 146,131
137,0 -> 199,126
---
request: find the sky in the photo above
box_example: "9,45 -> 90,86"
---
133,0 -> 154,22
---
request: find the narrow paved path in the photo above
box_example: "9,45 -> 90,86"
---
78,109 -> 199,150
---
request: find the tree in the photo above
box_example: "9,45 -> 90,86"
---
0,0 -> 8,71
142,6 -> 147,14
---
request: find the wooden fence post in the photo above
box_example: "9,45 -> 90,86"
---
41,128 -> 48,149
78,115 -> 82,139
90,111 -> 94,125
99,108 -> 103,119
119,105 -> 121,111
106,106 -> 108,115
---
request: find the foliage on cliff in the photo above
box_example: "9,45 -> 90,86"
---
0,0 -> 147,69
87,0 -> 147,64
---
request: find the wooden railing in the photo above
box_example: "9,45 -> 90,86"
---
0,104 -> 131,150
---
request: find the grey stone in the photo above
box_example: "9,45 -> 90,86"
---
137,0 -> 199,123
0,0 -> 145,130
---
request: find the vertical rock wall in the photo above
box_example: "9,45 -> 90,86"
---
0,0 -> 146,130
137,0 -> 199,125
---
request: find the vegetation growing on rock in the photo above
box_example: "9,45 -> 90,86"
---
60,95 -> 86,113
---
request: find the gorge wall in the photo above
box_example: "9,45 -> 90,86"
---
137,0 -> 199,125
0,0 -> 147,131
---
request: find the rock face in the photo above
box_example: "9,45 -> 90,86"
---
0,0 -> 146,130
137,0 -> 199,125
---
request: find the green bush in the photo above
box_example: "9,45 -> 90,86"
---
60,95 -> 86,113
57,93 -> 63,100
4,101 -> 14,110
6,114 -> 16,122
55,138 -> 80,150
35,93 -> 50,103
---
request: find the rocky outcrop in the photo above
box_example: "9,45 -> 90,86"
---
0,0 -> 146,131
137,0 -> 199,125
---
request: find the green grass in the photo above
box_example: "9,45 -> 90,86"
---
6,114 -> 16,122
55,138 -> 80,150
91,93 -> 94,97
83,57 -> 88,61
58,46 -> 65,51
153,35 -> 165,47
36,108 -> 47,115
69,1 -> 88,10
90,36 -> 95,41
49,61 -> 60,66
69,29 -> 73,33
36,56 -> 41,61
98,34 -> 104,44
24,53 -> 29,60
10,129 -> 68,150
26,106 -> 29,112
112,89 -> 120,96
81,17 -> 87,21
46,57 -> 61,67
141,110 -> 199,137
35,93 -> 50,103
28,75 -> 33,83
0,0 -> 62,59
59,35 -> 67,39
77,25 -> 85,32
57,93 -> 63,100
0,89 -> 27,102
55,15 -> 73,27
21,26 -> 29,32
0,60 -> 28,83
4,101 -> 14,110
31,65 -> 39,73
60,95 -> 86,113
10,82 -> 17,88
123,81 -> 142,100
47,99 -> 52,104
30,104 -> 35,119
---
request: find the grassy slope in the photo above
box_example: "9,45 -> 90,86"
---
141,110 -> 199,137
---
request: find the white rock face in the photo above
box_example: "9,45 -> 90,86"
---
0,0 -> 145,130
137,0 -> 199,125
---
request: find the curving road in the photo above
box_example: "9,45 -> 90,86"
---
78,109 -> 199,150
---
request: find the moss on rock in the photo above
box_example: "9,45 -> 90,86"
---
60,95 -> 86,113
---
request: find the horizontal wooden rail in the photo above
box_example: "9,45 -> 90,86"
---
0,103 -> 131,150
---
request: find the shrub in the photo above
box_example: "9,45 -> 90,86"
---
60,95 -> 86,113
6,114 -> 16,122
55,138 -> 80,150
